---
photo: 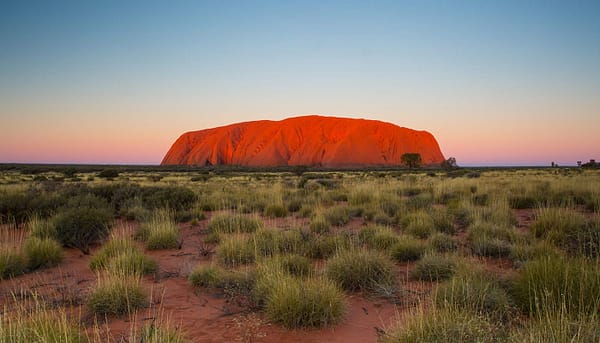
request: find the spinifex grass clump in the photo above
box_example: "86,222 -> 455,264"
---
410,253 -> 456,281
26,214 -> 57,240
358,225 -> 400,251
254,260 -> 345,328
216,234 -> 255,266
0,294 -> 87,342
323,205 -> 351,226
52,194 -> 113,254
189,265 -> 222,288
509,306 -> 599,343
0,250 -> 27,280
264,275 -> 346,329
90,237 -> 157,275
264,203 -> 288,218
531,207 -> 598,256
207,214 -> 263,235
428,232 -> 459,253
382,306 -> 502,343
136,209 -> 180,250
390,235 -> 426,262
467,222 -> 517,258
434,271 -> 513,321
511,254 -> 600,316
88,273 -> 147,315
0,225 -> 27,279
23,236 -> 63,270
132,322 -> 189,343
402,211 -> 435,239
325,249 -> 396,293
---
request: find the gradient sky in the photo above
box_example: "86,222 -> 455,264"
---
1,1 -> 599,166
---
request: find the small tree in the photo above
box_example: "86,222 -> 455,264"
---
441,157 -> 458,171
401,153 -> 422,169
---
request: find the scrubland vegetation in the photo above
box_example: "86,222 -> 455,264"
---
0,166 -> 599,342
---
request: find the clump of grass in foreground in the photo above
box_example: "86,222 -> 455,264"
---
26,214 -> 57,240
88,273 -> 147,315
390,235 -> 426,262
0,226 -> 27,279
264,203 -> 288,218
326,249 -> 396,293
511,254 -> 599,316
428,232 -> 459,253
189,265 -> 222,288
382,306 -> 504,343
530,207 -> 586,245
207,214 -> 262,235
358,225 -> 399,251
132,323 -> 189,343
410,253 -> 456,281
136,209 -> 180,250
509,306 -> 599,343
264,275 -> 346,328
402,211 -> 435,239
216,234 -> 255,266
323,205 -> 351,226
434,271 -> 513,321
23,236 -> 63,270
0,250 -> 27,280
0,294 -> 87,342
90,237 -> 157,275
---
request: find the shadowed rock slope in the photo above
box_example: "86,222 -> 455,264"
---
161,115 -> 445,167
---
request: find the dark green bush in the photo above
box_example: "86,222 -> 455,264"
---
53,195 -> 113,254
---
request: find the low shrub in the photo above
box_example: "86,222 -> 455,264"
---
326,249 -> 396,293
410,253 -> 456,281
52,195 -> 113,254
88,274 -> 147,315
23,237 -> 63,270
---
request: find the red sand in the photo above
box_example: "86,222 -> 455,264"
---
161,115 -> 445,167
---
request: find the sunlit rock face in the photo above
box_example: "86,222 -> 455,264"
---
161,115 -> 445,167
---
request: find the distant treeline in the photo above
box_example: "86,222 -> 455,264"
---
0,163 -> 583,175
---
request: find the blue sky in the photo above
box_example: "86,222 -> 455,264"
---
1,0 -> 599,165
